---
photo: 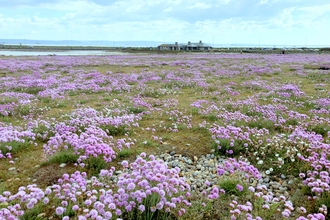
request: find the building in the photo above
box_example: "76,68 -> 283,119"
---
158,42 -> 181,51
158,41 -> 212,51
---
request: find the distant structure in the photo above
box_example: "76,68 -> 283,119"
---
158,41 -> 212,51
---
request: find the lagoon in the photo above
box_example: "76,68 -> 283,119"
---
0,50 -> 126,56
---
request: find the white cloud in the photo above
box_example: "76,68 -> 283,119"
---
163,7 -> 173,12
187,2 -> 211,9
0,0 -> 329,46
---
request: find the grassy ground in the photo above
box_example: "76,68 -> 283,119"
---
0,53 -> 329,219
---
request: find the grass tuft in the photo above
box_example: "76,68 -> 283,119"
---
42,150 -> 79,166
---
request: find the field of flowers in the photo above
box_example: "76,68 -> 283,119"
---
0,53 -> 329,219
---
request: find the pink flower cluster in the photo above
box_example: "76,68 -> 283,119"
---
217,158 -> 262,180
0,153 -> 191,219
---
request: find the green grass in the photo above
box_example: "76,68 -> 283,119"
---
0,139 -> 31,155
138,140 -> 159,148
212,139 -> 247,157
1,53 -> 330,220
246,119 -> 275,131
85,156 -> 108,176
16,105 -> 31,116
123,193 -> 176,220
191,107 -> 199,115
202,114 -> 217,122
100,124 -> 128,136
128,107 -> 145,114
62,202 -> 76,218
118,148 -> 134,158
308,124 -> 330,137
55,101 -> 67,108
20,204 -> 47,220
218,178 -> 248,196
32,124 -> 54,142
42,150 -> 79,166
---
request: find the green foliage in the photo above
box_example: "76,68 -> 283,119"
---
24,87 -> 44,95
17,105 -> 31,116
42,150 -> 79,166
0,139 -> 30,155
56,101 -> 67,108
100,124 -> 128,136
0,97 -> 16,104
141,90 -> 161,98
118,148 -> 134,158
128,107 -> 145,114
218,178 -> 247,196
317,193 -> 330,219
40,97 -> 51,103
212,139 -> 246,157
0,183 -> 5,195
190,107 -> 199,115
139,140 -> 159,148
20,204 -> 47,220
85,156 -> 107,176
246,119 -> 274,131
309,124 -> 330,137
202,114 -> 217,122
252,197 -> 282,219
32,124 -> 54,142
123,193 -> 176,220
286,118 -> 299,126
63,202 -> 76,218
79,99 -> 88,105
68,91 -> 78,96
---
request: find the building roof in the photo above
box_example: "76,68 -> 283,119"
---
158,43 -> 178,47
158,41 -> 212,48
186,41 -> 211,47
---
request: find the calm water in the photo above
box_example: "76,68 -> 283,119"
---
0,50 -> 126,56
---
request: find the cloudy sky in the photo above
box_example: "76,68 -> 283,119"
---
0,0 -> 329,46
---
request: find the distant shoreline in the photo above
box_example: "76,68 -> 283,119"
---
0,44 -> 329,54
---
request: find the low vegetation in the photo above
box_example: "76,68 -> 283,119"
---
0,53 -> 329,219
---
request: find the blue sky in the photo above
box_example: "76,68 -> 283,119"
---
0,0 -> 329,46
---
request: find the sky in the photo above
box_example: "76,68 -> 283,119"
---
0,0 -> 329,46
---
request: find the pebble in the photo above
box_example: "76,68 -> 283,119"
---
38,213 -> 47,218
263,177 -> 270,183
59,163 -> 66,168
109,152 -> 296,202
8,167 -> 16,171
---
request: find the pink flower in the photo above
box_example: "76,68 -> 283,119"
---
139,205 -> 145,212
72,205 -> 79,211
236,184 -> 243,192
127,182 -> 135,191
56,207 -> 65,215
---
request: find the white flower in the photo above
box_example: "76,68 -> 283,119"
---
257,160 -> 263,165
